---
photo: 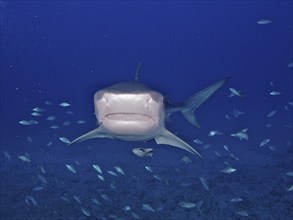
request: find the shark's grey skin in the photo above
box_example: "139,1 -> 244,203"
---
69,78 -> 229,157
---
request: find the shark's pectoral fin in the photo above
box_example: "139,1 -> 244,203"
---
154,128 -> 202,158
69,127 -> 111,146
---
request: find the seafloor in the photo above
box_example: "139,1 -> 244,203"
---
1,125 -> 292,220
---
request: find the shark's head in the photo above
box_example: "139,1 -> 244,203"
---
94,82 -> 165,138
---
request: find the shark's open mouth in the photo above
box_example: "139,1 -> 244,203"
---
105,113 -> 153,122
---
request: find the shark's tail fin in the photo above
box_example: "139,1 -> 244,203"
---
166,77 -> 230,128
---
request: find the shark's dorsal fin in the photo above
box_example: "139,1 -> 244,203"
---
135,62 -> 142,82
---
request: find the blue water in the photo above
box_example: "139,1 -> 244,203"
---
1,1 -> 292,219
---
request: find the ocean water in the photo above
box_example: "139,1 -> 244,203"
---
1,1 -> 292,220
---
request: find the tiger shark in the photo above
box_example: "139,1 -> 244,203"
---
69,70 -> 229,157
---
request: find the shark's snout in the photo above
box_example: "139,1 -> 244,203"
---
94,88 -> 164,137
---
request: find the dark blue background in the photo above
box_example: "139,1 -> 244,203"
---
0,1 -> 292,219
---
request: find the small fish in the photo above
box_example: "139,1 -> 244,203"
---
19,120 -> 31,126
28,120 -> 39,125
59,137 -> 70,144
76,120 -> 86,124
181,156 -> 192,164
3,151 -> 11,160
230,197 -> 243,202
91,198 -> 100,205
47,141 -> 53,146
208,130 -> 222,137
32,186 -> 44,191
288,184 -> 293,191
268,145 -> 276,151
225,114 -> 230,119
66,110 -> 75,115
230,128 -> 248,141
18,155 -> 31,162
229,88 -> 243,97
38,174 -> 47,184
198,177 -> 209,191
223,145 -> 229,151
142,204 -> 155,212
288,62 -> 293,68
73,196 -> 81,203
130,211 -> 141,219
50,125 -> 60,129
62,121 -> 71,126
286,171 -> 293,177
93,165 -> 102,174
266,110 -> 277,118
33,107 -> 45,112
221,167 -> 237,174
101,194 -> 111,202
59,102 -> 71,107
31,112 -> 42,116
153,174 -> 163,181
65,164 -> 76,174
74,160 -> 81,166
214,151 -> 222,157
46,116 -> 56,121
236,210 -> 249,217
233,106 -> 245,118
270,91 -> 281,96
193,139 -> 203,144
45,101 -> 52,105
145,166 -> 153,172
60,196 -> 70,203
97,175 -> 105,181
39,165 -> 46,174
107,171 -> 118,177
123,205 -> 131,211
179,201 -> 196,209
81,207 -> 91,217
25,195 -> 39,207
257,19 -> 272,25
114,166 -> 125,175
230,153 -> 240,161
259,139 -> 270,147
132,148 -> 154,158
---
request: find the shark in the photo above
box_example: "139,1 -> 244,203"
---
69,67 -> 229,157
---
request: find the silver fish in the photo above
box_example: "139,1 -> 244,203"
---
114,166 -> 125,175
33,107 -> 45,112
46,116 -> 56,121
18,155 -> 31,162
145,166 -> 153,172
208,130 -> 222,136
81,207 -> 91,217
198,177 -> 209,191
179,201 -> 196,209
259,139 -> 270,147
266,110 -> 277,117
132,148 -> 154,158
93,165 -> 102,174
257,19 -> 272,25
31,112 -> 42,116
229,88 -> 243,97
181,156 -> 192,164
19,120 -> 31,126
236,210 -> 249,217
97,175 -> 105,181
230,128 -> 248,141
107,171 -> 118,177
142,204 -> 155,212
59,102 -> 71,107
3,151 -> 11,161
59,137 -> 71,144
65,164 -> 76,174
270,91 -> 281,96
221,166 -> 237,174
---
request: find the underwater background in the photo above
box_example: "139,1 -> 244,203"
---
1,1 -> 292,219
